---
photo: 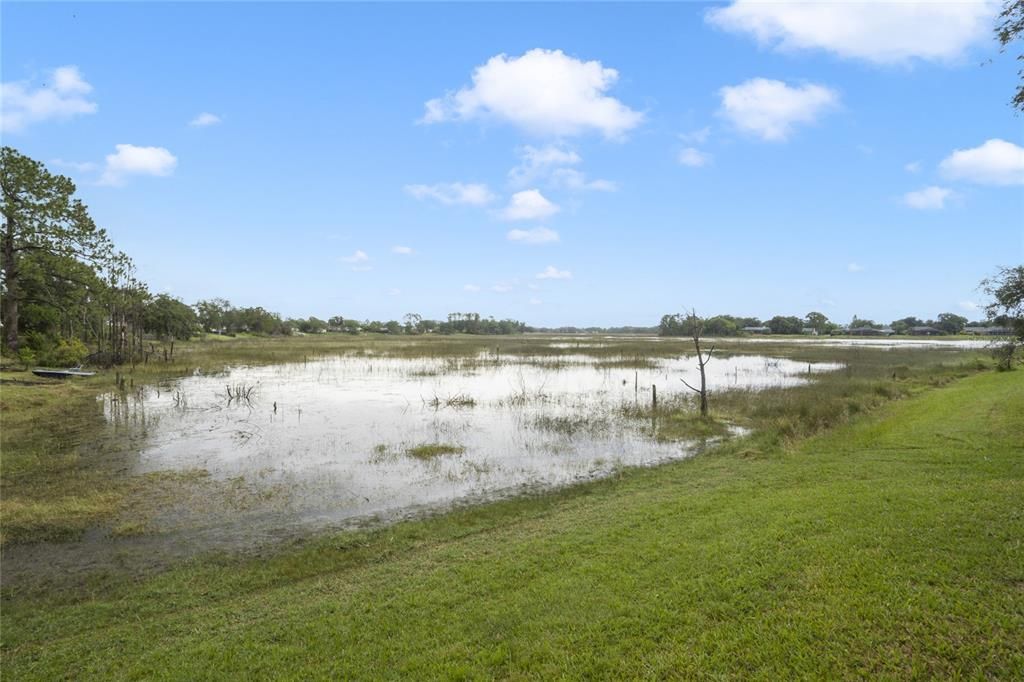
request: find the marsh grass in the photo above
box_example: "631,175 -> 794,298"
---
405,443 -> 466,460
531,414 -> 612,437
0,335 -> 992,547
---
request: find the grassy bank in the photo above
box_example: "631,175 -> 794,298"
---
2,370 -> 1021,678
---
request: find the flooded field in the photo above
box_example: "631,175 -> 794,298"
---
4,346 -> 843,583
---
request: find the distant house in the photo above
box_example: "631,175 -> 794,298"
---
909,326 -> 943,336
742,326 -> 771,334
801,327 -> 819,335
847,327 -> 894,336
964,326 -> 1013,336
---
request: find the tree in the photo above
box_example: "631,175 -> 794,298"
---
982,265 -> 1024,369
891,316 -> 925,335
1,148 -> 118,351
679,309 -> 713,417
997,0 -> 1024,111
804,311 -> 831,334
935,313 -> 968,335
767,315 -> 803,335
143,294 -> 197,341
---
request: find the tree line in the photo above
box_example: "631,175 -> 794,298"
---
0,148 -> 527,367
658,310 -> 1009,337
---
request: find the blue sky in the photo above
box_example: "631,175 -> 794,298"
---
3,1 -> 1022,327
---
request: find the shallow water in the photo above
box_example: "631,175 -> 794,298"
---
105,352 -> 837,526
3,351 -> 840,584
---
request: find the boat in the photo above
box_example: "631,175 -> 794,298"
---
32,367 -> 96,379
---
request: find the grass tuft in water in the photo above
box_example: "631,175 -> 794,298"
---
405,443 -> 466,460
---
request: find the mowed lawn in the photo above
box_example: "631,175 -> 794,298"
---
3,371 -> 1022,679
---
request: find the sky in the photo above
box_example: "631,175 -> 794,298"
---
2,1 -> 1022,327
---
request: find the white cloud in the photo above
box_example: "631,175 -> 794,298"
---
536,265 -> 572,280
387,288 -> 401,296
500,189 -> 560,221
904,161 -> 922,173
706,1 -> 997,64
939,139 -> 1024,186
404,182 -> 495,205
463,284 -> 481,292
529,297 -> 543,305
1,65 -> 97,133
847,262 -> 864,273
98,144 -> 177,186
959,300 -> 981,312
679,126 -> 711,144
903,186 -> 953,210
50,158 -> 99,173
508,145 -> 615,191
421,48 -> 644,138
508,144 -> 581,185
341,250 -> 369,263
491,284 -> 514,293
189,112 -> 222,127
507,227 -> 560,244
549,168 -> 618,192
718,78 -> 838,141
678,147 -> 711,167
392,245 -> 414,255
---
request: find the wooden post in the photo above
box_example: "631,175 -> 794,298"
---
652,383 -> 657,411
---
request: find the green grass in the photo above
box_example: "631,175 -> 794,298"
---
2,370 -> 1021,678
405,443 -> 466,459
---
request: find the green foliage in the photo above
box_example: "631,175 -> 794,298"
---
996,0 -> 1024,111
16,346 -> 36,368
37,337 -> 89,367
767,315 -> 803,334
142,294 -> 196,341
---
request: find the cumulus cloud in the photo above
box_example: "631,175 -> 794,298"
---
404,182 -> 495,205
189,112 -> 222,127
706,1 -> 996,64
1,65 -> 97,133
529,297 -> 543,305
678,147 -> 711,167
904,161 -> 922,173
718,78 -> 839,141
939,139 -> 1024,186
421,48 -> 643,138
491,283 -> 514,293
463,284 -> 481,292
500,189 -> 560,221
847,262 -> 864,273
98,144 -> 177,186
507,227 -> 560,244
536,265 -> 572,280
392,245 -> 414,255
903,186 -> 953,210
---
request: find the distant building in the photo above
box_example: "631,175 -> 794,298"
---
846,327 -> 895,336
801,327 -> 819,335
909,326 -> 943,336
964,326 -> 1013,336
742,326 -> 771,334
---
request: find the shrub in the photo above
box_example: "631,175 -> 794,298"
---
37,338 -> 89,367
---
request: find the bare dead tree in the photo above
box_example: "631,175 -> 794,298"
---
680,308 -> 714,417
